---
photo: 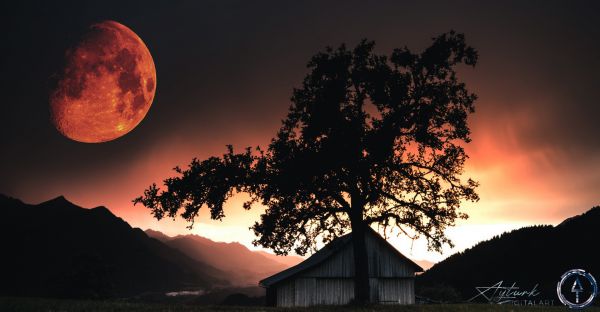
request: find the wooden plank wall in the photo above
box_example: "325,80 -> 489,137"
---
274,231 -> 417,306
276,277 -> 415,306
314,278 -> 354,305
301,231 -> 415,278
276,278 -> 295,307
378,278 -> 415,304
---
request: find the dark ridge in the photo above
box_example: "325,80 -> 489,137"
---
0,193 -> 24,205
148,229 -> 302,287
145,229 -> 172,242
417,206 -> 600,303
557,206 -> 600,228
41,195 -> 73,206
0,194 -> 229,299
90,205 -> 115,217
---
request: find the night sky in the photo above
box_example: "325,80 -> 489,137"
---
2,1 -> 599,262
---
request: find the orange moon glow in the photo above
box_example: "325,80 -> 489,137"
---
50,21 -> 156,143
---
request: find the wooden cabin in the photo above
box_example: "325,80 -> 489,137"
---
259,228 -> 423,307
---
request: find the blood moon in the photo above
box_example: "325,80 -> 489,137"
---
50,21 -> 156,143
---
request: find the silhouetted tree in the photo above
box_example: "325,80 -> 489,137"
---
135,31 -> 479,304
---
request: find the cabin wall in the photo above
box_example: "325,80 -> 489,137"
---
276,278 -> 295,307
378,278 -> 415,304
301,232 -> 415,278
315,278 -> 354,305
367,233 -> 416,277
275,278 -> 354,307
295,278 -> 316,306
273,277 -> 415,306
271,231 -> 417,307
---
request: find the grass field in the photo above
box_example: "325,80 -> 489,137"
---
1,297 -> 598,312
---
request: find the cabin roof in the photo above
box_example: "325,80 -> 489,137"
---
259,227 -> 424,287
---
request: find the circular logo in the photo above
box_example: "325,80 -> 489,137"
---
557,269 -> 598,309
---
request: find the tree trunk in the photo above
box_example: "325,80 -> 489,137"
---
350,202 -> 370,304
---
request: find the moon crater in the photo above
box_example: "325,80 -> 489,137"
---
50,21 -> 156,143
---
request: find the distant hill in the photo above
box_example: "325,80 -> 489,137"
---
145,230 -> 303,286
417,206 -> 600,302
144,229 -> 172,242
413,259 -> 435,271
0,194 -> 228,299
255,250 -> 304,267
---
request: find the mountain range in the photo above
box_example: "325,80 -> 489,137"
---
0,194 -> 299,298
144,230 -> 303,286
417,206 -> 600,303
5,192 -> 597,303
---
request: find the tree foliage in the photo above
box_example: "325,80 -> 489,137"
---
135,31 -> 479,257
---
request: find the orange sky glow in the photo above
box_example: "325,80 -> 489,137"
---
3,1 -> 600,265
15,95 -> 599,263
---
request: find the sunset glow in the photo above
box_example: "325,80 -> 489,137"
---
3,1 -> 599,266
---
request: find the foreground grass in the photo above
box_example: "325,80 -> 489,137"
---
1,297 -> 597,312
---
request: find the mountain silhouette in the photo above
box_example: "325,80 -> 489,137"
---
0,194 -> 228,298
145,230 -> 303,286
413,259 -> 435,271
417,206 -> 600,302
254,250 -> 303,267
144,229 -> 172,242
